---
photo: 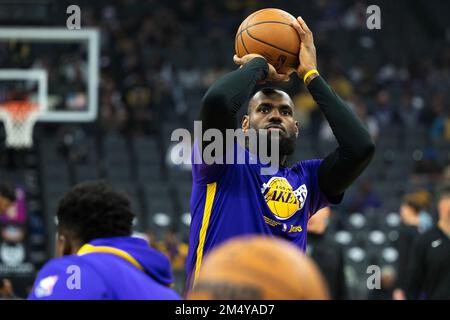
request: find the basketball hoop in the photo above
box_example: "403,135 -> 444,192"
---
0,100 -> 39,149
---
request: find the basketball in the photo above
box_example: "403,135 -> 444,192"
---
188,236 -> 330,300
235,8 -> 301,74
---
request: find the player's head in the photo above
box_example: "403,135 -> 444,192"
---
437,184 -> 450,221
400,194 -> 421,224
188,235 -> 329,300
242,87 -> 299,157
0,183 -> 16,213
55,180 -> 135,257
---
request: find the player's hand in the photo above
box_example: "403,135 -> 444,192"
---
290,17 -> 318,80
233,54 -> 290,83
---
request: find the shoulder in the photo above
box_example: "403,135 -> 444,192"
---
412,226 -> 440,252
290,159 -> 323,182
28,255 -> 108,300
418,226 -> 441,243
192,141 -> 250,184
292,159 -> 323,174
33,255 -> 85,276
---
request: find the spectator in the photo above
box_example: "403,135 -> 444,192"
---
421,92 -> 446,130
0,279 -> 16,300
429,99 -> 450,142
393,195 -> 422,300
154,230 -> 189,294
398,91 -> 423,128
412,148 -> 443,180
28,181 -> 180,300
373,89 -> 401,127
0,183 -> 16,216
406,184 -> 450,299
0,186 -> 26,225
156,231 -> 188,272
345,179 -> 382,213
145,230 -> 158,249
307,207 -> 347,300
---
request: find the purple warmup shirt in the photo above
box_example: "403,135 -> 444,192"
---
28,237 -> 181,300
186,142 -> 336,287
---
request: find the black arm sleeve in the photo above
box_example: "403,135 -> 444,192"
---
307,76 -> 375,200
200,58 -> 268,135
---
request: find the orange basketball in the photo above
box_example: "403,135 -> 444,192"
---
187,236 -> 330,300
235,8 -> 301,74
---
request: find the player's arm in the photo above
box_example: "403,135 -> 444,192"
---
291,17 -> 375,200
200,57 -> 266,140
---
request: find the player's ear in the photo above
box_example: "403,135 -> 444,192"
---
295,120 -> 299,138
242,115 -> 250,132
55,231 -> 72,257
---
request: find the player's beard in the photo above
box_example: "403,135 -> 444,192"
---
246,129 -> 296,159
278,134 -> 296,156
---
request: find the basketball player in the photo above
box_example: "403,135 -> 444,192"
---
28,181 -> 180,300
186,17 -> 375,288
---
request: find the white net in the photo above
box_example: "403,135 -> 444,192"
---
0,102 -> 39,149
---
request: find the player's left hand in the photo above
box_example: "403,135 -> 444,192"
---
289,16 -> 318,80
233,54 -> 290,83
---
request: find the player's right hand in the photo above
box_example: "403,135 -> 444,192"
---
289,17 -> 318,80
233,54 -> 290,83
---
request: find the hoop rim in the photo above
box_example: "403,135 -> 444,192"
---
0,100 -> 39,122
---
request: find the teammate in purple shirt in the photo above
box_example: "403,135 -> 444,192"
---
29,181 -> 180,300
186,17 -> 375,289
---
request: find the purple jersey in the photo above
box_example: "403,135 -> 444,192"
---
186,142 -> 336,287
28,237 -> 181,300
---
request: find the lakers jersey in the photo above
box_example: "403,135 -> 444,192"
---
186,142 -> 336,287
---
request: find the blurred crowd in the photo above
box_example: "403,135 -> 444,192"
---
2,1 -> 448,140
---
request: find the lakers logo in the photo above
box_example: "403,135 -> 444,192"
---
261,177 -> 306,220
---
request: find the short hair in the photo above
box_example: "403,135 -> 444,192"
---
57,180 -> 135,243
0,183 -> 16,202
402,195 -> 421,213
253,87 -> 284,97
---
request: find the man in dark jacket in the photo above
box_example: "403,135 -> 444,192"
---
307,207 -> 347,300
